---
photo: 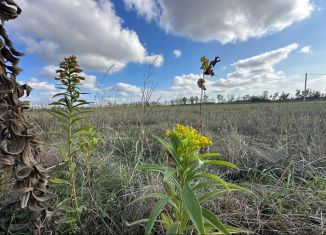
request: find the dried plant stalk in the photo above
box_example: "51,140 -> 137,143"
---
0,1 -> 51,234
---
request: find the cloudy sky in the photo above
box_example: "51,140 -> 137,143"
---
6,0 -> 326,104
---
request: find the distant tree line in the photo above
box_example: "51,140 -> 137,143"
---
101,89 -> 325,107
169,89 -> 325,105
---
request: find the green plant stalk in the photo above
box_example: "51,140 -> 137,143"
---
135,125 -> 249,235
78,126 -> 99,204
49,55 -> 93,228
199,73 -> 205,122
69,114 -> 80,222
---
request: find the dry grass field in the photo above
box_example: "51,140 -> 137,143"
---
1,100 -> 326,234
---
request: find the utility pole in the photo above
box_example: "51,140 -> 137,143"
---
304,73 -> 307,101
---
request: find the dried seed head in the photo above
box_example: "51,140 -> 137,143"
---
197,78 -> 206,90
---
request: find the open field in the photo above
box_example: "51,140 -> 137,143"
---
1,101 -> 326,234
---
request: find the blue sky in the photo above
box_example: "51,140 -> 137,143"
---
6,0 -> 326,105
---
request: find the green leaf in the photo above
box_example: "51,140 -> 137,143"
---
138,164 -> 167,173
73,109 -> 91,116
161,212 -> 173,230
180,187 -> 205,235
209,225 -> 250,234
74,126 -> 90,136
72,99 -> 90,108
70,117 -> 84,126
163,181 -> 176,197
192,181 -> 218,191
199,189 -> 235,202
60,147 -> 70,162
166,222 -> 178,235
57,217 -> 76,224
48,109 -> 68,118
52,92 -> 67,98
76,206 -> 85,213
198,153 -> 222,159
195,173 -> 228,189
154,136 -> 181,167
144,197 -> 170,235
49,101 -> 65,106
225,183 -> 252,194
50,178 -> 70,185
202,208 -> 230,235
56,198 -> 70,208
164,167 -> 177,181
57,204 -> 75,213
130,193 -> 166,205
203,160 -> 238,169
184,164 -> 202,185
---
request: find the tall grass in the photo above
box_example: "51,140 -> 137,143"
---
1,101 -> 325,234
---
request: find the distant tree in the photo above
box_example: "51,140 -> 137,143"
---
272,92 -> 279,101
243,94 -> 250,101
249,95 -> 263,103
261,91 -> 269,101
217,94 -> 224,103
309,90 -> 321,99
182,97 -> 188,105
302,89 -> 309,100
279,91 -> 290,101
194,96 -> 199,104
228,94 -> 235,103
189,96 -> 195,104
295,89 -> 303,100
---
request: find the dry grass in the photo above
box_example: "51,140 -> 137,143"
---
1,100 -> 325,234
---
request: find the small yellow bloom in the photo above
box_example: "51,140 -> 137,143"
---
165,124 -> 212,151
165,130 -> 172,137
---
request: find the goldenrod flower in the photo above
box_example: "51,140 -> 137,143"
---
165,124 -> 212,152
165,130 -> 172,137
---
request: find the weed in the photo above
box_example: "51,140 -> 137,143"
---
49,55 -> 94,230
133,124 -> 250,234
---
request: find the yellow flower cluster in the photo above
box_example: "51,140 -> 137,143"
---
165,124 -> 212,149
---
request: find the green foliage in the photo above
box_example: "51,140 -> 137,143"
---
49,55 -> 96,230
134,124 -> 249,234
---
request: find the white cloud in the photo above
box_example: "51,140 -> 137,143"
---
173,49 -> 182,58
172,73 -> 211,92
26,77 -> 56,91
126,0 -> 314,43
299,45 -> 312,54
307,75 -> 326,91
108,82 -> 142,97
151,43 -> 310,101
9,0 -> 163,72
80,73 -> 97,91
215,43 -> 300,94
123,0 -> 159,21
41,65 -> 58,78
142,54 -> 164,67
27,43 -> 326,105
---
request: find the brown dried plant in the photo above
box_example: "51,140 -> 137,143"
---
198,56 -> 221,121
0,1 -> 52,234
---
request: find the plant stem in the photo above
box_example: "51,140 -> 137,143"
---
199,88 -> 203,120
199,73 -> 205,129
